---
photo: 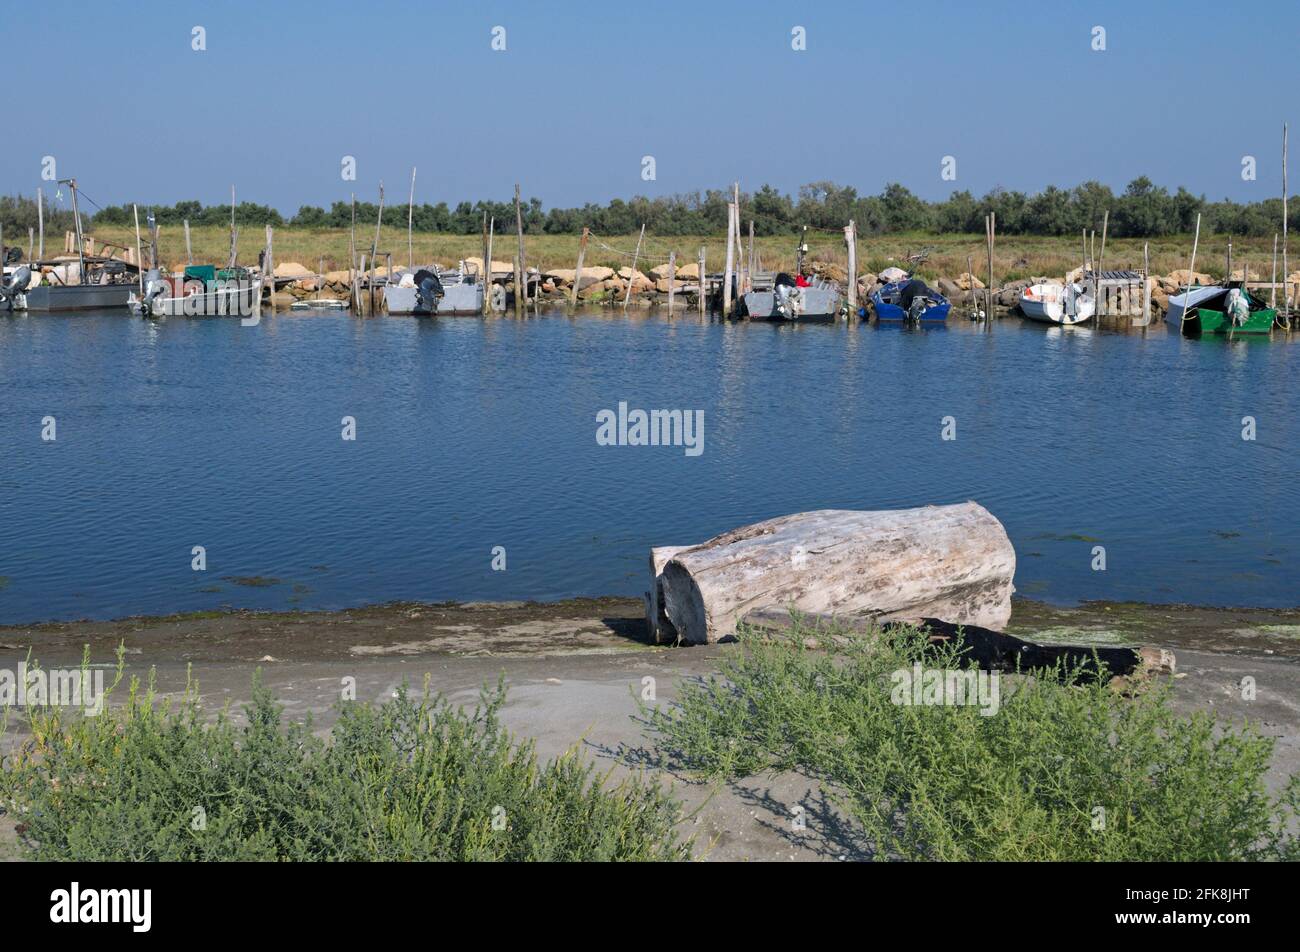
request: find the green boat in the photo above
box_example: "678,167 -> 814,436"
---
1176,283 -> 1279,335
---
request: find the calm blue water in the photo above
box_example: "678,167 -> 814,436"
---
1,309 -> 1296,624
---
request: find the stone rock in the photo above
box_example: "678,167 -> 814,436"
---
879,266 -> 908,283
955,271 -> 985,291
1228,268 -> 1261,282
649,263 -> 677,279
324,270 -> 351,284
1167,269 -> 1213,287
465,257 -> 515,279
674,262 -> 700,280
274,261 -> 313,279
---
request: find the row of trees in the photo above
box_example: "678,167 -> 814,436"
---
5,179 -> 1296,240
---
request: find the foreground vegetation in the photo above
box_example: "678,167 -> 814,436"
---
0,668 -> 688,861
646,623 -> 1300,861
5,620 -> 1297,862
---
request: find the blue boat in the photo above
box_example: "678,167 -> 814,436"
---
870,278 -> 951,322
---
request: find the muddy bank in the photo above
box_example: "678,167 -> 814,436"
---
3,596 -> 1299,667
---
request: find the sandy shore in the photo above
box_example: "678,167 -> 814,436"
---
3,597 -> 1299,861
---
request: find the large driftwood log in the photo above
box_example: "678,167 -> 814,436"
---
656,503 -> 1015,645
645,545 -> 687,644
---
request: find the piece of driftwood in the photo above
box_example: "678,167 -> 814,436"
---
655,503 -> 1016,645
645,545 -> 688,644
744,609 -> 1176,685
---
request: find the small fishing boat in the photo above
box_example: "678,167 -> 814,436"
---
741,232 -> 842,321
383,263 -> 484,316
130,265 -> 263,318
742,273 -> 841,322
1166,282 -> 1278,335
1019,282 -> 1095,325
871,278 -> 950,322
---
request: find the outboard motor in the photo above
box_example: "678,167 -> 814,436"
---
139,268 -> 168,316
1,265 -> 32,310
412,268 -> 444,314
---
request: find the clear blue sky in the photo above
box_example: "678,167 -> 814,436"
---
6,0 -> 1295,214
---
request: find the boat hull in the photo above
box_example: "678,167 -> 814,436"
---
1019,283 -> 1094,325
741,285 -> 840,321
131,278 -> 264,318
871,288 -> 950,322
1180,307 -> 1277,335
384,282 -> 484,316
21,283 -> 135,311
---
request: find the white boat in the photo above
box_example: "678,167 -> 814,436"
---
1019,282 -> 1095,325
130,268 -> 264,318
1164,285 -> 1223,328
383,263 -> 484,316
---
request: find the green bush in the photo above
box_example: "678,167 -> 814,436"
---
645,623 -> 1300,861
1,668 -> 689,862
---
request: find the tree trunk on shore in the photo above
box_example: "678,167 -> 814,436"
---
655,503 -> 1016,645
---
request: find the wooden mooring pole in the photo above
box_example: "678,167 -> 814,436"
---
844,219 -> 857,314
183,219 -> 192,265
667,250 -> 676,312
623,223 -> 645,310
571,227 -> 588,308
698,247 -> 706,317
723,200 -> 736,318
407,166 -> 417,271
514,183 -> 526,317
36,187 -> 44,260
485,216 -> 495,314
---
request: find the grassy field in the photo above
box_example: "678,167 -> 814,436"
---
79,224 -> 1290,283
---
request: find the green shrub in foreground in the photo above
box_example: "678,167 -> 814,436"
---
1,670 -> 689,861
645,623 -> 1300,861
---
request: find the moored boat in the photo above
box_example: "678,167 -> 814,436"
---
383,264 -> 484,315
1166,282 -> 1278,335
1019,282 -> 1095,325
130,265 -> 264,318
871,278 -> 950,322
742,273 -> 841,322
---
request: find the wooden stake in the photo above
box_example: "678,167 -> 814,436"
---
986,213 -> 995,317
571,227 -> 589,308
485,216 -> 495,314
349,193 -> 357,312
746,219 -> 755,294
1226,236 -> 1233,281
844,219 -> 858,313
623,223 -> 645,310
27,226 -> 33,263
1283,122 -> 1289,324
667,250 -> 676,312
228,185 -> 237,268
407,166 -> 417,270
369,182 -> 385,313
698,246 -> 706,316
37,187 -> 44,260
183,219 -> 192,265
514,183 -> 526,317
723,201 -> 736,318
1271,233 -> 1278,308
1141,242 -> 1151,327
132,204 -> 144,296
266,224 -> 275,314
